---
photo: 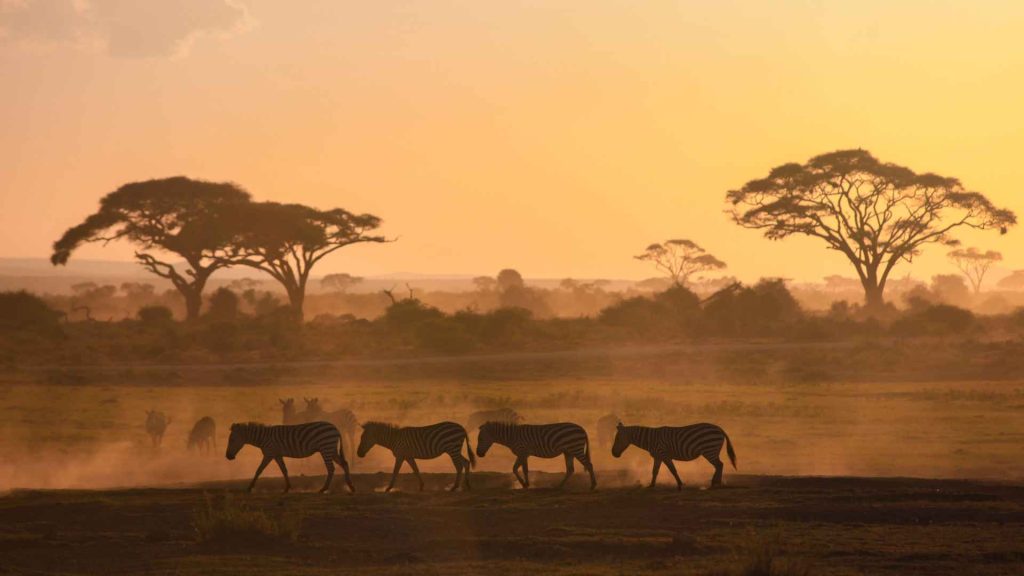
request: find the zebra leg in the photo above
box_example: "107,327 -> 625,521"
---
248,456 -> 273,493
333,453 -> 355,493
407,458 -> 425,491
386,458 -> 404,492
447,452 -> 463,492
274,456 -> 291,493
706,453 -> 725,487
511,457 -> 526,488
579,453 -> 597,490
521,457 -> 531,488
462,455 -> 472,491
319,454 -> 334,493
649,458 -> 662,488
558,453 -> 575,489
663,459 -> 683,491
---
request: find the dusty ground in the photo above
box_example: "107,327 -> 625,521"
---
1,473 -> 1022,575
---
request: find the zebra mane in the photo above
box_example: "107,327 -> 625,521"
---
231,421 -> 266,431
480,420 -> 519,429
362,420 -> 399,431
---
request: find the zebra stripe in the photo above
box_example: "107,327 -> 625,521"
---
612,422 -> 737,489
226,421 -> 354,494
467,408 -> 523,431
357,421 -> 474,492
477,422 -> 596,490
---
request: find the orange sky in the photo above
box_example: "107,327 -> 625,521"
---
2,1 -> 1022,282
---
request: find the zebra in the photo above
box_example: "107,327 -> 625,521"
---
476,422 -> 596,490
611,422 -> 737,489
145,410 -> 171,448
187,416 -> 216,455
225,421 -> 355,494
279,398 -> 303,425
467,408 -> 523,431
357,421 -> 475,492
596,413 -> 620,448
303,398 -> 359,458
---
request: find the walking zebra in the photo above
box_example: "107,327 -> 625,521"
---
145,410 -> 171,448
303,398 -> 359,458
357,421 -> 475,492
611,422 -> 736,489
187,416 -> 216,455
467,408 -> 523,431
477,422 -> 596,490
225,421 -> 355,494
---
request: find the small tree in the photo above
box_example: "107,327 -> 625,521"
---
948,247 -> 1002,294
321,273 -> 363,293
496,269 -> 525,291
727,149 -> 1016,310
634,239 -> 726,287
215,202 -> 386,321
51,177 -> 250,320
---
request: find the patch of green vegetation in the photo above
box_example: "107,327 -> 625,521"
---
191,492 -> 302,545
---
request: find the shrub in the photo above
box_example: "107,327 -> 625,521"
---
137,305 -> 174,326
0,291 -> 63,334
891,304 -> 974,336
192,493 -> 302,545
206,288 -> 240,321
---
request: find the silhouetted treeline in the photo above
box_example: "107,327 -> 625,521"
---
5,279 -> 1024,366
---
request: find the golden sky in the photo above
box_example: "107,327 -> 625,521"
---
2,1 -> 1022,282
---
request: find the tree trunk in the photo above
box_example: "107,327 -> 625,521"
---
286,285 -> 305,323
183,288 -> 203,321
863,283 -> 885,313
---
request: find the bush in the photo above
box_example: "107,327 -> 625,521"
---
891,304 -> 974,336
0,291 -> 63,334
137,305 -> 174,326
192,493 -> 302,545
206,288 -> 240,321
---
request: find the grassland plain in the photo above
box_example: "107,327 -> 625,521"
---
0,344 -> 1022,574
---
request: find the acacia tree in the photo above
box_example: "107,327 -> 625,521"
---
727,149 -> 1016,309
215,202 -> 386,320
635,239 -> 726,286
321,273 -> 363,293
51,177 -> 250,320
948,247 -> 1002,294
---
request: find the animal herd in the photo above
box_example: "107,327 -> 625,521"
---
145,401 -> 737,494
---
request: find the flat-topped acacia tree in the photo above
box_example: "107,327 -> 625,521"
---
727,149 -> 1016,310
51,177 -> 250,320
214,201 -> 386,321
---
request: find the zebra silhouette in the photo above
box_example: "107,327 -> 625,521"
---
467,408 -> 523,431
303,398 -> 359,458
187,416 -> 216,455
225,421 -> 355,494
612,422 -> 736,489
477,422 -> 596,490
357,421 -> 474,492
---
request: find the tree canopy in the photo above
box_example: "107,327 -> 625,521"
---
727,149 -> 1016,309
635,239 -> 726,286
51,177 -> 250,320
214,201 -> 386,320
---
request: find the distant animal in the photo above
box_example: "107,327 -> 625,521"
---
187,416 -> 217,455
467,408 -> 523,431
357,421 -> 475,492
477,422 -> 596,490
596,413 -> 620,447
612,422 -> 737,489
303,398 -> 359,458
225,421 -> 354,494
145,410 -> 171,447
279,398 -> 302,425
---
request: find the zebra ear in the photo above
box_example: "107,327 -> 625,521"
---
616,422 -> 624,429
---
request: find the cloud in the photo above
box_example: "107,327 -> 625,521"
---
0,0 -> 252,58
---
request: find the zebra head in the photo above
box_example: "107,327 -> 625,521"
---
611,422 -> 632,458
476,422 -> 498,457
280,398 -> 296,423
358,421 -> 392,457
226,422 -> 255,460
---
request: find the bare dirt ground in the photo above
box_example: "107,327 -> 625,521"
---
1,473 -> 1022,575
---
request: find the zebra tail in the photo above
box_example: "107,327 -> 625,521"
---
465,431 -> 477,469
724,431 -> 737,470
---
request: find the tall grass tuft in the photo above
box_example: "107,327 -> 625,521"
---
192,492 -> 302,545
